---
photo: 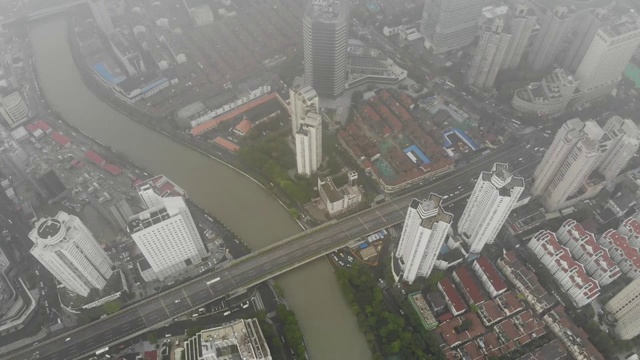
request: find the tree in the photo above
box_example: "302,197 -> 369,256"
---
148,332 -> 158,344
102,299 -> 122,314
24,272 -> 38,290
187,326 -> 202,337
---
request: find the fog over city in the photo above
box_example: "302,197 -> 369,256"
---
1,0 -> 640,359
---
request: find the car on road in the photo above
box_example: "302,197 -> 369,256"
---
65,338 -> 71,342
174,299 -> 181,304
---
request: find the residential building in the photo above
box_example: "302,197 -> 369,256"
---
29,212 -> 113,297
288,84 -> 318,135
438,278 -> 467,316
295,112 -> 322,176
598,116 -> 640,181
527,230 -> 600,307
303,0 -> 349,97
128,186 -> 207,280
187,4 -> 214,26
531,119 -> 610,211
556,219 -> 621,286
0,91 -> 29,128
183,319 -> 271,360
598,229 -> 640,279
528,6 -> 573,71
511,68 -> 578,117
604,278 -> 640,340
466,18 -> 511,89
458,163 -> 524,254
561,8 -> 610,73
88,0 -> 115,35
318,171 -> 362,216
452,266 -> 486,305
501,1 -> 537,70
575,12 -> 640,103
619,217 -> 640,248
472,256 -> 507,298
396,194 -> 453,283
420,0 -> 483,54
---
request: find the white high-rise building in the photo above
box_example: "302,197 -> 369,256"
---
396,194 -> 453,284
295,112 -> 322,176
289,84 -> 318,135
458,163 -> 524,254
0,91 -> 29,128
466,18 -> 512,89
29,212 -> 113,297
501,2 -> 536,70
575,12 -> 640,103
604,278 -> 640,340
531,119 -> 611,211
598,116 -> 640,181
561,8 -> 610,73
129,186 -> 207,280
88,0 -> 115,35
303,0 -> 349,97
420,0 -> 483,54
528,6 -> 572,71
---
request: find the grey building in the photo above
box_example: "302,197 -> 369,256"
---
527,6 -> 573,71
420,0 -> 483,54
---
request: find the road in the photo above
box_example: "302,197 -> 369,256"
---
11,142 -> 540,360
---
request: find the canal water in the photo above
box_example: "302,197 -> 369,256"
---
29,17 -> 371,360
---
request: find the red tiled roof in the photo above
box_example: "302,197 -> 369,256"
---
454,266 -> 486,304
621,217 -> 640,237
235,119 -> 252,134
214,137 -> 240,152
191,92 -> 276,135
85,150 -> 106,166
50,131 -> 71,146
25,120 -> 51,133
144,350 -> 158,360
601,229 -> 640,269
439,278 -> 467,314
474,256 -> 507,293
102,163 -> 122,176
70,159 -> 85,168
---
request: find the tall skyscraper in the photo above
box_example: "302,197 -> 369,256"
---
604,278 -> 640,340
129,186 -> 207,280
574,12 -> 640,103
295,112 -> 323,176
458,163 -> 524,254
528,6 -> 572,71
501,1 -> 536,70
466,18 -> 512,89
420,0 -> 483,54
88,0 -> 115,35
30,212 -> 113,297
396,194 -> 453,284
598,116 -> 640,181
532,119 -> 610,211
303,0 -> 349,97
0,91 -> 29,128
289,84 -> 319,135
561,8 -> 610,74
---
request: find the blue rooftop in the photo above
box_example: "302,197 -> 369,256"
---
92,63 -> 125,85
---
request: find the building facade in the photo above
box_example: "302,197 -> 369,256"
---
420,0 -> 483,54
604,278 -> 640,340
466,18 -> 511,89
29,212 -> 113,297
396,194 -> 453,284
598,116 -> 640,181
289,84 -> 319,135
501,2 -> 536,70
129,187 -> 207,280
303,0 -> 349,97
527,6 -> 572,71
561,8 -> 610,73
295,112 -> 323,176
0,91 -> 29,128
458,163 -> 524,254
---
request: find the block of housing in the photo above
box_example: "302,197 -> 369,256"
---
598,229 -> 640,279
472,255 -> 507,298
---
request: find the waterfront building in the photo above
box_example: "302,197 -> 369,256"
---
396,194 -> 453,284
0,91 -> 29,128
511,69 -> 578,117
183,319 -> 272,360
598,116 -> 640,181
295,112 -> 322,176
604,278 -> 640,340
29,212 -> 113,297
289,84 -> 318,135
129,186 -> 207,280
303,0 -> 349,97
88,0 -> 115,35
575,12 -> 640,103
501,1 -> 536,70
318,171 -> 362,216
466,18 -> 511,89
458,163 -> 524,254
561,8 -> 610,73
527,6 -> 573,71
420,0 -> 483,54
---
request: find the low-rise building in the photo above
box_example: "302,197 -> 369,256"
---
472,255 -> 507,298
318,171 -> 362,217
438,278 -> 467,316
183,319 -> 271,360
618,216 -> 640,248
598,229 -> 640,279
452,266 -> 486,305
511,69 -> 578,117
498,251 -> 556,314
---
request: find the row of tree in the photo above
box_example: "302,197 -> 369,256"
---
275,304 -> 307,359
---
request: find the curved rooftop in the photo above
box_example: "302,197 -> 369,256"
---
36,218 -> 64,244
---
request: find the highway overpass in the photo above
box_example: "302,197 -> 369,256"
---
13,142 -> 540,360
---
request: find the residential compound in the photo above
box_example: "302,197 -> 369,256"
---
29,212 -> 114,297
318,171 -> 362,217
396,194 -> 453,284
420,0 -> 483,54
466,17 -> 511,89
458,163 -> 524,254
183,319 -> 272,360
598,228 -> 640,280
128,185 -> 207,281
604,278 -> 640,340
302,0 -> 349,97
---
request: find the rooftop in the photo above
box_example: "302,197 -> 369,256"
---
453,266 -> 486,305
36,218 -> 62,240
439,278 -> 467,313
410,194 -> 453,230
474,256 -> 507,293
305,0 -> 348,22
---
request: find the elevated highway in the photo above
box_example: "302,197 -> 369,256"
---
13,142 -> 540,360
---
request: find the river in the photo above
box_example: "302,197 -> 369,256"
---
29,16 -> 370,360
